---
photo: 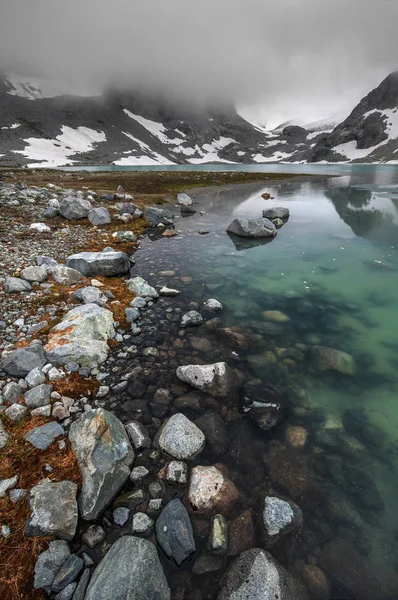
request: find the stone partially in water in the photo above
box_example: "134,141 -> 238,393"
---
69,409 -> 134,520
156,498 -> 196,566
180,310 -> 204,327
127,276 -> 159,298
262,207 -> 290,220
158,413 -> 205,460
176,362 -> 239,397
188,465 -> 239,516
84,536 -> 170,600
311,345 -> 355,375
218,548 -> 308,600
227,217 -> 277,238
261,495 -> 303,548
144,206 -> 174,226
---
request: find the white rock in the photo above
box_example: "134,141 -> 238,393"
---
29,222 -> 51,233
176,362 -> 238,397
158,413 -> 205,460
159,287 -> 181,296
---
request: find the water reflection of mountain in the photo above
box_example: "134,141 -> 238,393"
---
325,188 -> 398,245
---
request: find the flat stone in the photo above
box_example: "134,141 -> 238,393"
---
127,276 -> 159,298
0,475 -> 18,498
82,524 -> 106,548
26,479 -> 78,540
24,383 -> 53,408
44,304 -> 115,367
34,540 -> 71,593
1,344 -> 46,377
55,583 -> 77,600
263,310 -> 290,323
70,567 -> 91,600
25,422 -> 65,450
176,362 -> 239,397
156,498 -> 196,566
69,409 -> 134,520
158,413 -> 205,460
30,222 -> 51,233
51,265 -> 83,286
52,554 -> 84,592
4,276 -> 32,293
66,251 -> 130,277
84,537 -> 170,600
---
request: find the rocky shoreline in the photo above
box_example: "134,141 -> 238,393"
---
0,173 -> 395,600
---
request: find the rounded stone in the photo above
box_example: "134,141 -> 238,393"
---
158,413 -> 205,460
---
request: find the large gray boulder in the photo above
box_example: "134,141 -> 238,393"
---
218,548 -> 308,600
66,251 -> 130,277
51,265 -> 83,286
158,413 -> 205,460
88,208 -> 111,226
262,207 -> 290,220
4,276 -> 32,293
84,536 -> 170,600
20,265 -> 48,283
26,479 -> 78,540
227,218 -> 276,238
1,343 -> 46,377
176,362 -> 239,397
59,195 -> 92,220
144,206 -> 174,226
156,498 -> 196,566
69,409 -> 134,520
44,303 -> 115,367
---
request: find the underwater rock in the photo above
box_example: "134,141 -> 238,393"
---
311,345 -> 355,375
260,494 -> 303,548
188,465 -> 239,516
242,383 -> 284,432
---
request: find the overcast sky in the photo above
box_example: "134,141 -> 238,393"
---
0,0 -> 397,127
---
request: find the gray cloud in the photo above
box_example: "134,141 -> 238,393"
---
0,0 -> 397,125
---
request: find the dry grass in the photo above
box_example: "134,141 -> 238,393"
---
52,372 -> 100,398
0,414 -> 82,600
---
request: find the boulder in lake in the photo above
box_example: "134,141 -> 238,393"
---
261,495 -> 303,548
127,276 -> 159,298
84,536 -> 170,600
26,479 -> 78,540
144,206 -> 174,226
66,251 -> 130,277
262,207 -> 290,220
312,345 -> 355,375
158,413 -> 205,460
227,218 -> 276,238
218,548 -> 308,600
69,409 -> 134,520
176,362 -> 239,397
59,196 -> 92,220
156,498 -> 196,566
188,465 -> 239,516
44,303 -> 115,367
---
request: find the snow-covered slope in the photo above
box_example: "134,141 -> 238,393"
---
1,72 -> 398,166
309,72 -> 398,163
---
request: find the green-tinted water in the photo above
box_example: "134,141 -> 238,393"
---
134,169 -> 398,597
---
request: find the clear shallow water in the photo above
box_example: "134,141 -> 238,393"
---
132,169 -> 398,598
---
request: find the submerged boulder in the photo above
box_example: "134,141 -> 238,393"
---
312,345 -> 355,375
262,207 -> 290,220
84,536 -> 170,600
218,548 -> 308,600
66,251 -> 130,277
261,495 -> 303,547
188,465 -> 239,516
176,362 -> 239,397
44,303 -> 115,367
158,413 -> 205,460
227,218 -> 276,238
69,409 -> 134,520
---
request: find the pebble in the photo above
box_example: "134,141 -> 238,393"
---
131,512 -> 154,534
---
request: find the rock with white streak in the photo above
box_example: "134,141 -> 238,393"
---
181,311 -> 203,327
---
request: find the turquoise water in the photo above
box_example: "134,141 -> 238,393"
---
134,169 -> 398,597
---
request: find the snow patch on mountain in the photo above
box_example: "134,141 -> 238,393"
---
13,126 -> 106,167
124,110 -> 184,144
1,123 -> 20,130
188,137 -> 237,164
